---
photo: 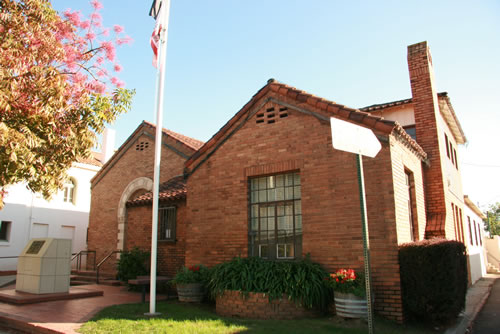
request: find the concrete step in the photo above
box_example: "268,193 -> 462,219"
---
70,275 -> 124,286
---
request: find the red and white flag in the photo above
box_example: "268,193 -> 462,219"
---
150,24 -> 161,67
149,0 -> 163,67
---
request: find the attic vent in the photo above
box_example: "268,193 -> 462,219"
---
279,107 -> 288,118
136,142 -> 149,151
256,106 -> 289,125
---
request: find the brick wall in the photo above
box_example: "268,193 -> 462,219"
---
125,201 -> 186,277
185,91 -> 423,322
216,290 -> 320,319
88,127 -> 191,273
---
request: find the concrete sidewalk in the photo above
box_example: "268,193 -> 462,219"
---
470,275 -> 500,333
445,273 -> 500,334
0,277 -> 15,289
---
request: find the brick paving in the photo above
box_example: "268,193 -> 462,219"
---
0,284 -> 163,334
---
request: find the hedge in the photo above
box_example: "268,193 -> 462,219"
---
399,238 -> 467,324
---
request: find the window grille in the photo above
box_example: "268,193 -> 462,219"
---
159,206 -> 176,241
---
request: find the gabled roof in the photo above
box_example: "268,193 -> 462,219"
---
360,92 -> 466,144
142,121 -> 204,151
127,175 -> 186,206
91,121 -> 203,187
185,79 -> 426,174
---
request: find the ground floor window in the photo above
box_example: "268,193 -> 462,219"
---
249,172 -> 302,260
0,221 -> 11,242
159,206 -> 176,241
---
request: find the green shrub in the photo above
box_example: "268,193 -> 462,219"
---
117,247 -> 150,282
208,256 -> 332,311
399,239 -> 467,324
171,264 -> 210,285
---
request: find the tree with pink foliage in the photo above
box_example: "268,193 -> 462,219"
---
0,0 -> 135,208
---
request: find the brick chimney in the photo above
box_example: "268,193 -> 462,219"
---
407,41 -> 447,238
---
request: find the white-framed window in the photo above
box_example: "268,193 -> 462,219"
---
63,178 -> 76,204
0,221 -> 12,242
249,172 -> 302,260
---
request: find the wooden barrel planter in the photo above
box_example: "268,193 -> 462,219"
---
176,283 -> 204,302
334,292 -> 367,318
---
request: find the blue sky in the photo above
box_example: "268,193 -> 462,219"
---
51,0 -> 500,209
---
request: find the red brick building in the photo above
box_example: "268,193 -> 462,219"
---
88,41 -> 467,322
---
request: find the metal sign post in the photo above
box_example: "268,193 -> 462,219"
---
356,153 -> 374,334
330,117 -> 381,334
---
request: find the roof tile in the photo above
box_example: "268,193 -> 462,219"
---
127,176 -> 186,207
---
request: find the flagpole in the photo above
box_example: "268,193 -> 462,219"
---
148,0 -> 171,316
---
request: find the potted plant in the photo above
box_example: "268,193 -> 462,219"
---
326,268 -> 367,319
171,264 -> 208,302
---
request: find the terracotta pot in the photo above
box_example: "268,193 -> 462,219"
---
176,283 -> 204,302
334,292 -> 367,318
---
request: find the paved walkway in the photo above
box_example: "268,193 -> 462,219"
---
470,276 -> 500,333
0,277 -> 15,289
444,273 -> 499,334
0,283 -> 163,334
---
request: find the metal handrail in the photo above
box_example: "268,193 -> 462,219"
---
0,256 -> 19,259
96,250 -> 121,284
71,250 -> 97,271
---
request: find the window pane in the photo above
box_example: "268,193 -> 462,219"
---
276,174 -> 284,187
266,206 -> 274,217
251,178 -> 258,191
295,215 -> 302,229
259,207 -> 267,218
294,201 -> 301,214
251,191 -> 257,203
277,244 -> 285,258
276,188 -> 284,201
251,204 -> 258,218
285,203 -> 293,216
285,187 -> 293,200
258,177 -> 267,190
267,176 -> 275,189
277,204 -> 285,216
259,244 -> 268,258
258,190 -> 267,202
267,189 -> 276,201
285,215 -> 293,231
277,216 -> 286,231
286,244 -> 293,258
294,173 -> 301,185
285,174 -> 294,186
293,186 -> 301,199
267,217 -> 275,231
260,218 -> 267,231
251,218 -> 258,231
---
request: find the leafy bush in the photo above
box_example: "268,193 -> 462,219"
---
171,264 -> 210,285
208,256 -> 332,311
325,268 -> 365,297
117,247 -> 150,282
399,239 -> 467,324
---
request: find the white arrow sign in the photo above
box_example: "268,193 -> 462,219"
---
330,117 -> 382,158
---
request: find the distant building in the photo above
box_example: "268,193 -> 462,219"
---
463,195 -> 487,284
0,129 -> 115,271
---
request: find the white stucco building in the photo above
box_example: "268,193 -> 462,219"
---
0,129 -> 115,272
463,195 -> 487,284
